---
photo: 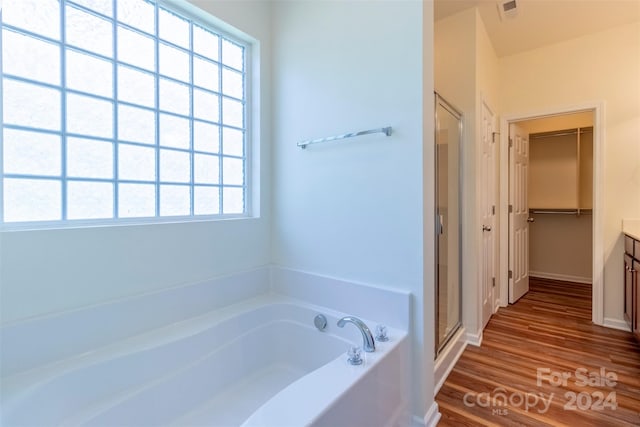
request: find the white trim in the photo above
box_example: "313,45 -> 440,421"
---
434,328 -> 467,394
466,329 -> 483,346
529,271 -> 592,285
591,103 -> 605,326
498,102 -> 604,326
421,402 -> 441,427
603,317 -> 631,332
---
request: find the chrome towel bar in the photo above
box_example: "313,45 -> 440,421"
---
297,126 -> 392,149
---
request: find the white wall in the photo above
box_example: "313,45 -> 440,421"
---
271,0 -> 433,419
500,21 -> 640,321
0,0 -> 273,323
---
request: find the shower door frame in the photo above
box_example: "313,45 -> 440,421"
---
434,93 -> 464,357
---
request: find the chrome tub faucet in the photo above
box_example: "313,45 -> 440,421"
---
337,316 -> 376,352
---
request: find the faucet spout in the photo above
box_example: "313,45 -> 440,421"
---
337,316 -> 376,352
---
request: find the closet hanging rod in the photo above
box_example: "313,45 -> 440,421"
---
530,209 -> 583,215
297,126 -> 392,149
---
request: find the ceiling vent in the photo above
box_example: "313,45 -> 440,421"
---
497,0 -> 519,21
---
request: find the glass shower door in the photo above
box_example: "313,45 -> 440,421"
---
435,94 -> 462,357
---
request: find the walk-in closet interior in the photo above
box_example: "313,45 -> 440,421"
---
520,112 -> 594,285
435,94 -> 462,356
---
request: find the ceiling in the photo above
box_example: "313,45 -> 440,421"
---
434,0 -> 640,57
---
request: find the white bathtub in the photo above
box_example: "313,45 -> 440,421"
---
2,294 -> 409,427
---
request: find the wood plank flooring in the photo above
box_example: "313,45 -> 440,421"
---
436,277 -> 640,426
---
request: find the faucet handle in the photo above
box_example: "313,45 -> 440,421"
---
347,345 -> 363,365
375,324 -> 389,342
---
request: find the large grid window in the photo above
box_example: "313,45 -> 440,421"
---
1,0 -> 248,226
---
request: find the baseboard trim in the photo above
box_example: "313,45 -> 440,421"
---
420,401 -> 441,427
466,329 -> 483,347
529,271 -> 592,284
603,317 -> 631,332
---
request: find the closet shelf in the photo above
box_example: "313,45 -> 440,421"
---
529,208 -> 592,215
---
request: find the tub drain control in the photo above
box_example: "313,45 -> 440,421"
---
314,314 -> 328,331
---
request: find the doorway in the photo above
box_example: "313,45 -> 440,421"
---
499,104 -> 604,324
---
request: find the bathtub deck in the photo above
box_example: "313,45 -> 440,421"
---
171,364 -> 305,426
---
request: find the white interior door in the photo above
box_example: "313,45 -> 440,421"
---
509,123 -> 530,303
481,102 -> 496,327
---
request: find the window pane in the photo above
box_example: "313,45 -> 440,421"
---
3,129 -> 61,176
118,144 -> 155,181
67,181 -> 113,219
158,7 -> 189,48
117,0 -> 155,35
3,79 -> 61,130
66,5 -> 113,58
67,93 -> 113,138
222,157 -> 243,186
160,149 -> 190,183
66,49 -> 112,97
119,183 -> 155,218
67,137 -> 113,179
2,0 -> 60,40
159,78 -> 190,115
222,97 -> 243,128
194,186 -> 219,215
222,127 -> 243,157
194,121 -> 219,153
159,114 -> 190,149
160,185 -> 190,216
3,178 -> 61,222
1,2 -> 248,224
222,187 -> 243,215
118,104 -> 155,144
222,68 -> 243,99
159,43 -> 189,82
222,39 -> 243,71
117,26 -> 155,71
193,25 -> 219,60
118,65 -> 155,108
2,29 -> 60,85
194,89 -> 219,122
193,57 -> 219,92
194,154 -> 219,184
71,0 -> 113,17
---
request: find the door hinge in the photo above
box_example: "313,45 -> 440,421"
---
492,205 -> 496,215
508,270 -> 513,279
509,204 -> 513,213
492,277 -> 496,287
509,137 -> 513,148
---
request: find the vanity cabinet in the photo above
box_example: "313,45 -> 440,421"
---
624,234 -> 640,342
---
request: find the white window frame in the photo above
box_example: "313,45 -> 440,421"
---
0,0 -> 254,230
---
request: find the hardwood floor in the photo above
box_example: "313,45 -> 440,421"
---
436,277 -> 640,426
